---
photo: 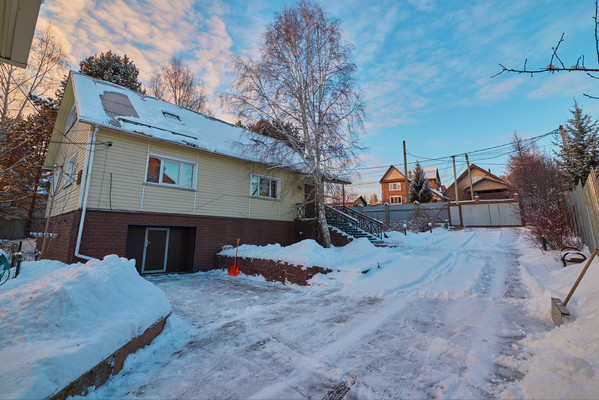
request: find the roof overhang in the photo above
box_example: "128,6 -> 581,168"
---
0,0 -> 42,68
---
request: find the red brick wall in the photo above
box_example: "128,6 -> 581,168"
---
217,255 -> 332,285
37,210 -> 82,265
38,210 -> 299,272
381,182 -> 406,204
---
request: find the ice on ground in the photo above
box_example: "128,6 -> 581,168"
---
0,255 -> 171,400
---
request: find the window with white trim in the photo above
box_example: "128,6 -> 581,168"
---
250,174 -> 279,199
52,167 -> 61,193
389,182 -> 401,190
146,155 -> 195,189
64,154 -> 77,187
390,195 -> 402,204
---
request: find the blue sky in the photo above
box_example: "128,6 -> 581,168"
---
39,0 -> 599,196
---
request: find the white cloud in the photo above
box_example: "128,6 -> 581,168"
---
38,0 -> 235,101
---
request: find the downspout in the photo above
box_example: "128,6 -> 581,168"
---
74,125 -> 99,261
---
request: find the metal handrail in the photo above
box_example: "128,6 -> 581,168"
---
341,206 -> 384,225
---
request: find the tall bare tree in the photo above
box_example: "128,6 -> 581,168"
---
149,57 -> 211,114
0,26 -> 68,230
224,0 -> 364,247
0,26 -> 67,157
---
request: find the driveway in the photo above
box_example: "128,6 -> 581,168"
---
86,228 -> 550,399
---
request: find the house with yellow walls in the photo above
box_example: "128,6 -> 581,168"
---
38,72 -> 331,273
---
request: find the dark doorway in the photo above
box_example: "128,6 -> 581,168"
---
125,225 -> 195,274
143,228 -> 169,273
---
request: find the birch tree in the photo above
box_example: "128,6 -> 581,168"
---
224,0 -> 364,247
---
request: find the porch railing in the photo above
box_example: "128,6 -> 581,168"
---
337,205 -> 383,238
295,203 -> 384,239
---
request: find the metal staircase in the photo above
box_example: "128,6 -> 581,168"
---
324,205 -> 385,245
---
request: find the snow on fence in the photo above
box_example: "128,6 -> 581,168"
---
449,199 -> 522,227
566,170 -> 599,251
357,203 -> 449,224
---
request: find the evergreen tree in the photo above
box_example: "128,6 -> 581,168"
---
409,162 -> 433,203
556,100 -> 599,186
79,51 -> 143,92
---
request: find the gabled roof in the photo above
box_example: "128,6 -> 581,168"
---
59,72 -> 351,183
380,165 -> 441,185
443,163 -> 509,195
379,165 -> 405,182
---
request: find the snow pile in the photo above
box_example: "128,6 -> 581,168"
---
0,255 -> 171,399
219,229 -> 510,298
504,246 -> 599,399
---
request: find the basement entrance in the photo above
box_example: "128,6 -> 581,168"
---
125,225 -> 195,274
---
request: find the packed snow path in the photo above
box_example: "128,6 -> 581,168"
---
85,228 -> 550,399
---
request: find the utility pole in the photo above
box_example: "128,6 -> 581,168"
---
465,153 -> 474,200
403,140 -> 409,204
452,155 -> 463,226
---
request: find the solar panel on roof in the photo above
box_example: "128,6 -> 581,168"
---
100,91 -> 139,126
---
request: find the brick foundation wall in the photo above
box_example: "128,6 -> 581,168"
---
217,255 -> 332,285
38,209 -> 300,272
36,210 -> 82,264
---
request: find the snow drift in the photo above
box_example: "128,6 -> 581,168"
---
0,255 -> 171,399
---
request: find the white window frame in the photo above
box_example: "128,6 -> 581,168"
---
145,154 -> 197,190
390,195 -> 402,204
389,182 -> 401,191
64,154 -> 77,188
52,166 -> 61,194
250,174 -> 280,200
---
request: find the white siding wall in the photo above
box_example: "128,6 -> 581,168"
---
46,121 -> 91,217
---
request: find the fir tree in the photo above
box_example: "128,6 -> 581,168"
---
409,162 -> 433,203
79,51 -> 143,92
556,100 -> 599,186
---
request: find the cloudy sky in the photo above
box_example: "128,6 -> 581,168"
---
38,0 -> 599,195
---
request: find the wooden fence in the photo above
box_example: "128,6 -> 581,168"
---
566,170 -> 599,250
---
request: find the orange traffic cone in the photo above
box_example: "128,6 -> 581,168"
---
228,238 -> 241,276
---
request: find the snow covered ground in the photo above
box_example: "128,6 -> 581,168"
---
0,255 -> 171,399
3,227 -> 598,399
65,227 -> 595,399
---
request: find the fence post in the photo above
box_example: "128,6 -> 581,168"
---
414,201 -> 419,217
384,203 -> 390,226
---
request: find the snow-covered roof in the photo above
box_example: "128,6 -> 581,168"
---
431,188 -> 449,200
70,72 -> 336,179
408,167 -> 439,181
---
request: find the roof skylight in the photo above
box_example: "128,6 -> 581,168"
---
163,111 -> 181,122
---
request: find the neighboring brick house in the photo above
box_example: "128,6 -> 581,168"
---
38,72 -> 342,274
380,165 -> 445,204
444,164 -> 510,201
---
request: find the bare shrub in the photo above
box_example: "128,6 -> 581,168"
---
508,135 -> 580,250
388,209 -> 438,233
